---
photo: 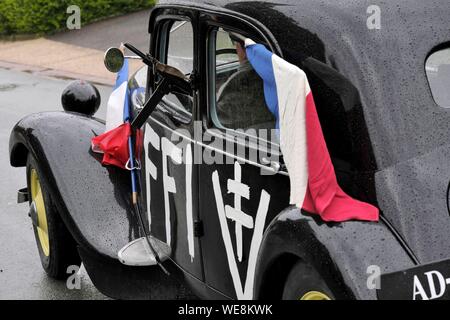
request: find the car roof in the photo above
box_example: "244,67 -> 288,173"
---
157,0 -> 449,56
156,0 -> 449,97
155,0 -> 450,171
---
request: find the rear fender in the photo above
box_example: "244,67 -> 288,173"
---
254,207 -> 416,300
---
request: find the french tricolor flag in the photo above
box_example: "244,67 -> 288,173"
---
105,58 -> 130,131
91,58 -> 132,169
245,39 -> 379,222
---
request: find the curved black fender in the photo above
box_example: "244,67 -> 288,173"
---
9,111 -> 141,260
8,112 -> 173,298
9,111 -> 206,299
254,207 -> 417,300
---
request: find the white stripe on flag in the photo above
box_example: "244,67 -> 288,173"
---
272,54 -> 311,206
105,81 -> 127,132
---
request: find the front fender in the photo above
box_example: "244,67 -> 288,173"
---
254,207 -> 416,300
9,111 -> 141,260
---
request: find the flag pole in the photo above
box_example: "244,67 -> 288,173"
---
120,45 -> 169,275
126,133 -> 138,205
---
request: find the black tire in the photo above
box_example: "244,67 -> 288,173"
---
282,261 -> 335,300
26,153 -> 81,280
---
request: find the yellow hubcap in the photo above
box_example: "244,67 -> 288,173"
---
30,169 -> 50,257
300,291 -> 331,300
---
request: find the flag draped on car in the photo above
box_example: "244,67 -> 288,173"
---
245,39 -> 379,222
91,59 -> 133,169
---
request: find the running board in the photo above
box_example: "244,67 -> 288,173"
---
118,236 -> 171,266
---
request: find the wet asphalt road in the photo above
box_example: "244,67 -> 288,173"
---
0,68 -> 111,299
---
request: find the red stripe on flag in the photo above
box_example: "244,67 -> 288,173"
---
91,123 -> 132,169
302,92 -> 379,222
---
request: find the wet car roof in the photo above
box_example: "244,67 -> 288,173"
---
156,0 -> 450,170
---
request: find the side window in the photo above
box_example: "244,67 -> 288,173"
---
211,28 -> 275,133
426,47 -> 450,108
159,20 -> 194,119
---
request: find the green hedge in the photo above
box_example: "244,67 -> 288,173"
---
0,0 -> 156,36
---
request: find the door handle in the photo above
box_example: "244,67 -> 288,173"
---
269,161 -> 281,172
261,157 -> 285,172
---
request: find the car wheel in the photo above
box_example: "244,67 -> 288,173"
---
27,154 -> 81,279
282,261 -> 334,300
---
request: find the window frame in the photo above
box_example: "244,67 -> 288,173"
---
206,25 -> 280,149
155,17 -> 195,124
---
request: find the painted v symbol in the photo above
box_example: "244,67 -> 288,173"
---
212,171 -> 271,300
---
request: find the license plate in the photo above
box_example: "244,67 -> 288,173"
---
377,259 -> 450,300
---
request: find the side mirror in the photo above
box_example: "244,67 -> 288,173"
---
104,47 -> 125,73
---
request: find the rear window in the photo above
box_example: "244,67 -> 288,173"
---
426,47 -> 450,108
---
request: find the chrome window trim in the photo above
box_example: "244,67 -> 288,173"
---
147,115 -> 288,177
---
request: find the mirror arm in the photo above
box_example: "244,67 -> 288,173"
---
131,78 -> 171,129
124,43 -> 157,67
122,42 -> 194,129
124,55 -> 142,60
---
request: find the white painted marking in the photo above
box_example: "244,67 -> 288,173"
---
225,206 -> 254,229
161,137 -> 182,247
144,123 -> 160,231
227,179 -> 250,199
231,162 -> 244,261
213,171 -> 243,297
185,144 -> 195,262
212,169 -> 271,300
245,189 -> 270,299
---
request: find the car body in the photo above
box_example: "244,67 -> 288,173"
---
8,0 -> 450,300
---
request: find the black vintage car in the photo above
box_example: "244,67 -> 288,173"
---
8,0 -> 450,300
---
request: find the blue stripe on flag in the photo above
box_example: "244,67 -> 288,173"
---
114,59 -> 129,90
123,87 -> 131,122
114,59 -> 131,122
245,43 -> 280,129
